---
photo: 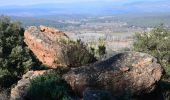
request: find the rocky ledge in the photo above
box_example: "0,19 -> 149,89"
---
64,52 -> 163,97
10,52 -> 163,99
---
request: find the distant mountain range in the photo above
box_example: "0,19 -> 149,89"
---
0,0 -> 170,16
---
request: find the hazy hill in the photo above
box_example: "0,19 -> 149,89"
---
0,0 -> 170,16
11,13 -> 170,28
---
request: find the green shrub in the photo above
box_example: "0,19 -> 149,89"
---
26,71 -> 73,100
88,38 -> 106,60
97,43 -> 106,59
57,39 -> 97,67
133,25 -> 170,76
133,25 -> 170,100
0,16 -> 41,88
0,88 -> 10,100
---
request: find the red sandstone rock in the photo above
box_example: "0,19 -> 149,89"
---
39,25 -> 69,41
24,26 -> 95,68
24,26 -> 68,68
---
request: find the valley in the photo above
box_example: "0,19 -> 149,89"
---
12,14 -> 165,52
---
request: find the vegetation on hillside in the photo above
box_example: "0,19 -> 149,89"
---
133,24 -> 170,76
26,70 -> 73,100
0,15 -> 169,99
133,25 -> 170,99
57,39 -> 97,67
88,38 -> 106,60
0,16 -> 40,89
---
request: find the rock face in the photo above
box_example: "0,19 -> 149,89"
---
24,26 -> 95,68
83,89 -> 116,100
64,52 -> 163,97
24,26 -> 68,68
10,70 -> 46,100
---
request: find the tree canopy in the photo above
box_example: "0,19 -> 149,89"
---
0,15 -> 40,88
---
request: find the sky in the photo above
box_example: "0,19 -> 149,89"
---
0,0 -> 169,16
0,0 -> 167,6
2,0 -> 113,6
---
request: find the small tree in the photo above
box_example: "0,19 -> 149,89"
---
57,39 -> 97,67
88,38 -> 106,60
133,25 -> 170,76
0,16 -> 40,88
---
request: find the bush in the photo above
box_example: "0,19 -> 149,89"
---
0,16 -> 40,88
88,38 -> 106,60
133,25 -> 170,76
0,88 -> 9,100
132,24 -> 170,100
57,39 -> 97,67
26,71 -> 73,100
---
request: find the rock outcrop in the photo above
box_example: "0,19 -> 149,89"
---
24,26 -> 68,68
83,89 -> 116,100
10,70 -> 46,100
10,52 -> 163,99
64,52 -> 163,97
24,26 -> 95,68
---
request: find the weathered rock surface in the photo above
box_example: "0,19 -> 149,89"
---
64,52 -> 163,97
24,26 -> 95,68
24,26 -> 68,68
83,89 -> 116,100
10,70 -> 46,100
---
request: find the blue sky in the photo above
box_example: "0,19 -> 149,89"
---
2,0 -> 117,6
0,0 -> 168,6
0,0 -> 169,16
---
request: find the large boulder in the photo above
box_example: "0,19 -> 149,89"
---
83,89 -> 116,100
24,26 -> 95,68
10,70 -> 46,100
64,52 -> 163,97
